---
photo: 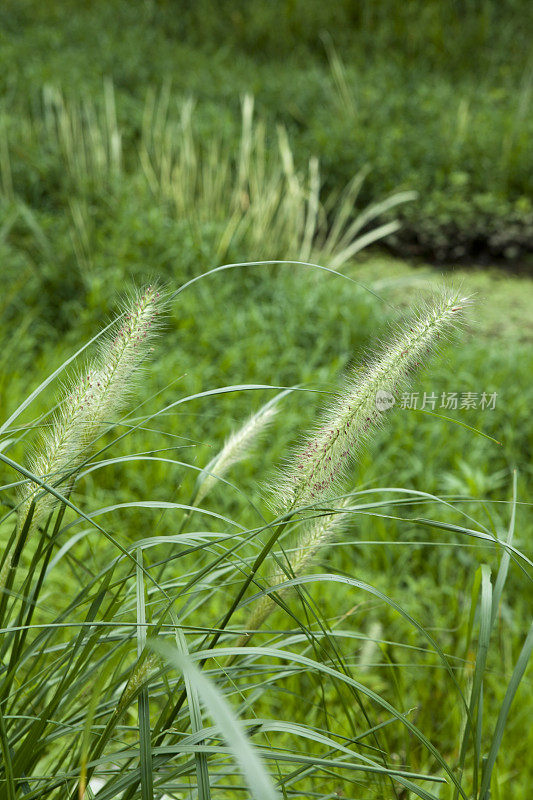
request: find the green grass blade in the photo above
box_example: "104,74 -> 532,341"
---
455,565 -> 492,798
479,621 -> 533,800
150,640 -> 279,800
491,469 -> 517,628
172,625 -> 212,800
0,704 -> 15,800
136,548 -> 153,800
0,316 -> 119,438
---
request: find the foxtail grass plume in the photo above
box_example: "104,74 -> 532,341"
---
236,288 -> 470,651
274,287 -> 471,512
17,284 -> 164,531
193,391 -> 288,507
239,505 -> 349,644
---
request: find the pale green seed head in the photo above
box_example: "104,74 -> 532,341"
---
17,284 -> 164,531
274,288 -> 471,511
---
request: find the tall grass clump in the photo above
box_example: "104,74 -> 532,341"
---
0,270 -> 531,800
238,289 -> 470,645
1,84 -> 414,316
41,82 -> 122,194
139,90 -> 414,267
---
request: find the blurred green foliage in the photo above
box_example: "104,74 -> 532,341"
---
1,0 -> 532,264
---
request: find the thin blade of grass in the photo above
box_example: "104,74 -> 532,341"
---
136,548 -> 153,800
491,469 -> 517,628
479,621 -> 533,799
0,704 -> 15,800
171,625 -> 211,800
150,640 -> 279,800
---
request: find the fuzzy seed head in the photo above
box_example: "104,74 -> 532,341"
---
17,284 -> 165,530
273,288 -> 471,511
194,391 -> 290,507
242,506 -> 349,638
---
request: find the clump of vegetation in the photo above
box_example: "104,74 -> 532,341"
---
0,85 -> 411,337
0,278 -> 530,799
1,0 -> 531,265
0,3 -> 532,796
